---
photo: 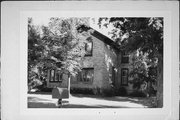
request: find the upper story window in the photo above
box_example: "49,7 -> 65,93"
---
121,51 -> 129,63
49,69 -> 63,83
121,68 -> 129,86
85,37 -> 93,56
77,68 -> 94,84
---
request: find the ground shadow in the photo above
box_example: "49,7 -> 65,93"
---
71,94 -> 155,108
61,104 -> 130,108
28,96 -> 52,102
28,93 -> 155,108
28,92 -> 51,95
28,99 -> 69,108
28,101 -> 56,108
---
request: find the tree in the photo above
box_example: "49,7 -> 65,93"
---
28,17 -> 89,91
28,18 -> 44,90
40,17 -> 90,75
98,17 -> 163,107
129,50 -> 157,97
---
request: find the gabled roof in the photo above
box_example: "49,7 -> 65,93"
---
77,25 -> 120,50
90,29 -> 120,50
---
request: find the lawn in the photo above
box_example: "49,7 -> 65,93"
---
28,92 -> 156,108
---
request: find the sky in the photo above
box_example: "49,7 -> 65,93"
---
32,17 -> 114,39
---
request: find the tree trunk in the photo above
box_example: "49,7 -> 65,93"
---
67,73 -> 71,96
156,54 -> 163,107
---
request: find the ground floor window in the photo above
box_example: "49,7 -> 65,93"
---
77,68 -> 94,83
121,68 -> 129,86
49,69 -> 63,82
112,66 -> 116,86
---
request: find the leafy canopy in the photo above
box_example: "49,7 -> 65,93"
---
98,17 -> 163,94
28,17 -> 90,82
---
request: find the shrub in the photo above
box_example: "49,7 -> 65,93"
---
102,88 -> 115,97
115,87 -> 127,96
39,87 -> 52,92
92,87 -> 101,95
147,87 -> 157,97
128,90 -> 147,97
70,88 -> 94,95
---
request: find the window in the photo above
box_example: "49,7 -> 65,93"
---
121,68 -> 129,86
77,68 -> 94,83
111,66 -> 116,86
85,37 -> 93,56
50,69 -> 55,82
121,51 -> 129,63
49,69 -> 63,82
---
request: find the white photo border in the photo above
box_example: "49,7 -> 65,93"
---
20,10 -> 171,115
1,1 -> 179,120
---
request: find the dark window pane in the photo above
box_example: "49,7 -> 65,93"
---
77,68 -> 94,83
85,38 -> 93,56
49,70 -> 63,82
121,51 -> 129,63
50,69 -> 55,82
121,68 -> 128,86
55,72 -> 63,82
122,57 -> 129,63
59,73 -> 63,82
112,67 -> 116,86
77,72 -> 82,82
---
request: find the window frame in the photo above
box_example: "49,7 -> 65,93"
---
77,68 -> 94,84
111,66 -> 116,86
121,51 -> 129,63
121,68 -> 129,86
84,37 -> 93,57
49,69 -> 63,83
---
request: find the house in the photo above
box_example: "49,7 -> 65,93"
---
47,27 -> 134,95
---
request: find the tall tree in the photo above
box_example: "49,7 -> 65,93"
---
28,17 -> 89,90
28,18 -> 43,84
129,50 -> 157,96
98,17 -> 163,107
40,17 -> 89,76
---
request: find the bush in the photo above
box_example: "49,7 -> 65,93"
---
39,87 -> 52,92
115,87 -> 127,96
70,88 -> 94,95
102,88 -> 115,97
92,87 -> 101,95
128,90 -> 147,97
147,87 -> 157,97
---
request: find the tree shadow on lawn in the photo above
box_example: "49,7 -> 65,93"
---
28,91 -> 51,95
62,104 -> 130,108
71,94 -> 155,108
28,99 -> 69,108
28,96 -> 52,102
28,102 -> 129,108
28,102 -> 57,108
28,96 -> 148,108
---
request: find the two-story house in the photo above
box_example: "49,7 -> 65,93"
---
46,27 -> 134,95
